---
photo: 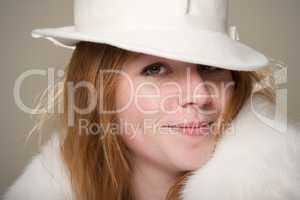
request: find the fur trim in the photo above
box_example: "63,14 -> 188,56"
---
181,95 -> 300,200
3,134 -> 73,200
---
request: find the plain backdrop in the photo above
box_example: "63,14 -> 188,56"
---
0,0 -> 299,196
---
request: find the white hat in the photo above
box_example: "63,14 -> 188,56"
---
31,0 -> 269,71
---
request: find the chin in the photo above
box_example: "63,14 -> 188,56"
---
171,140 -> 216,171
177,156 -> 213,172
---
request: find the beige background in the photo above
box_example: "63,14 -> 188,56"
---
0,0 -> 299,196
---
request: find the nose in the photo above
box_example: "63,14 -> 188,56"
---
179,67 -> 214,112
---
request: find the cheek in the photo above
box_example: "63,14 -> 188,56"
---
117,79 -> 162,114
117,81 -> 190,171
116,80 -> 165,161
118,105 -> 173,172
205,71 -> 235,112
216,81 -> 234,114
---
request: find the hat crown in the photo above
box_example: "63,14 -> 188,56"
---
32,0 -> 269,70
187,0 -> 228,19
74,0 -> 229,33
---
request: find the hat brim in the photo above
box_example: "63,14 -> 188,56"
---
32,26 -> 269,71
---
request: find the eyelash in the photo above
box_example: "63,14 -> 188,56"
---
140,63 -> 223,77
197,65 -> 223,73
141,62 -> 169,76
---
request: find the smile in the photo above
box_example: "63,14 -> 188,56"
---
162,121 -> 213,136
169,126 -> 210,136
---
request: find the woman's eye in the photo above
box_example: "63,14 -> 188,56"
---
141,62 -> 169,76
197,64 -> 223,73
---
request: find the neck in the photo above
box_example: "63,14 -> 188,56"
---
131,156 -> 180,200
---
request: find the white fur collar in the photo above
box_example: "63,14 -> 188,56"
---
182,95 -> 300,200
4,95 -> 300,200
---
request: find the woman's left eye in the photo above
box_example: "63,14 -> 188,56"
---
197,64 -> 223,73
141,62 -> 169,76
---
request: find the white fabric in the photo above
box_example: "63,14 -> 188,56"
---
4,94 -> 300,200
182,95 -> 300,200
31,0 -> 269,71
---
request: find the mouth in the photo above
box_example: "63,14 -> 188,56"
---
161,121 -> 214,136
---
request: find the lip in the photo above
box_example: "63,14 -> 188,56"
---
162,121 -> 213,136
163,121 -> 213,128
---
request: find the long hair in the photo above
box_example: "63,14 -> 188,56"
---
32,41 -> 276,200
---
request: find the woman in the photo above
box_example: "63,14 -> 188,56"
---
5,0 -> 300,199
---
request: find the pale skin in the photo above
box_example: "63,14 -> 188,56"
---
115,53 -> 234,200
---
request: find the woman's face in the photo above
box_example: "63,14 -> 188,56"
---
116,53 -> 234,173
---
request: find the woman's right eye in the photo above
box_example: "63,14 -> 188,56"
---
140,62 -> 169,76
197,64 -> 223,73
